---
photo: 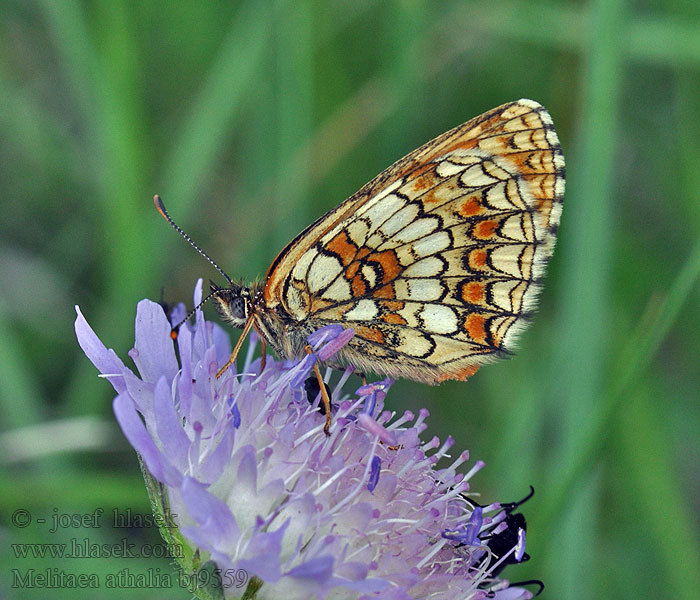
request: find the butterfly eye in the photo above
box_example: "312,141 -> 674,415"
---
230,295 -> 247,320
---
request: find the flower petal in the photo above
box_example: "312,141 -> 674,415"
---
199,426 -> 235,484
492,588 -> 533,600
285,554 -> 334,581
180,476 -> 239,545
175,322 -> 194,418
74,306 -> 129,395
133,299 -> 179,384
112,394 -> 181,487
236,520 -> 289,582
317,327 -> 355,361
153,375 -> 190,469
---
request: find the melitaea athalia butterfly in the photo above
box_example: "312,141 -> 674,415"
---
156,99 -> 564,433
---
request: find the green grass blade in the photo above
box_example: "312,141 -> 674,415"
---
537,0 -> 628,597
157,1 -> 271,215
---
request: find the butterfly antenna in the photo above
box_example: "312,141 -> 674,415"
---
153,194 -> 233,285
169,287 -> 223,338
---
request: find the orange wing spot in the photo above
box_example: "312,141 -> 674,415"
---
422,188 -> 442,205
346,261 -> 360,279
468,248 -> 488,271
464,313 -> 487,344
381,300 -> 405,311
438,364 -> 480,383
373,284 -> 395,299
462,281 -> 486,304
454,364 -> 480,380
356,325 -> 385,344
506,151 -> 541,175
351,274 -> 367,297
413,179 -> 428,191
326,231 -> 358,266
406,163 -> 436,191
497,135 -> 512,149
438,133 -> 480,157
458,196 -> 483,217
469,248 -> 488,269
382,313 -> 407,326
368,250 -> 402,284
356,247 -> 371,261
310,298 -> 333,312
474,220 -> 498,239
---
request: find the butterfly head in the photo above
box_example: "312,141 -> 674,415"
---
210,281 -> 251,329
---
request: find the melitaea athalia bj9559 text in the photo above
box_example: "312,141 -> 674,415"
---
155,99 -> 565,433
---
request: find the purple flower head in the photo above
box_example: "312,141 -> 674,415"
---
75,280 -> 536,600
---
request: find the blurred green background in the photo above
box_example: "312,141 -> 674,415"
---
2,1 -> 699,599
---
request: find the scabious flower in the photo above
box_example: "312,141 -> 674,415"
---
75,280 -> 535,600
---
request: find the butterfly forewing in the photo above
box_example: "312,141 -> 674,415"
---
263,99 -> 564,383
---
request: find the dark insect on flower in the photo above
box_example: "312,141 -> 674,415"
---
303,375 -> 333,416
475,486 -> 544,597
480,486 -> 534,575
157,288 -> 189,334
157,290 -> 176,324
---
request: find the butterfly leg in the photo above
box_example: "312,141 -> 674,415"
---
304,344 -> 332,436
259,334 -> 267,373
216,315 -> 255,379
357,372 -> 367,387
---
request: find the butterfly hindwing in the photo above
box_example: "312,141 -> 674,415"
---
263,100 -> 564,383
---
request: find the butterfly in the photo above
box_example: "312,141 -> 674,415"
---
156,99 -> 564,432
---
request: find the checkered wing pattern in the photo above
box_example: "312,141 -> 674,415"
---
264,100 -> 564,383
